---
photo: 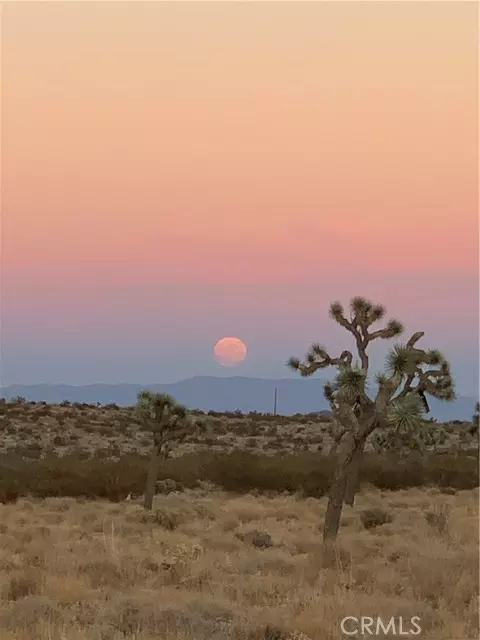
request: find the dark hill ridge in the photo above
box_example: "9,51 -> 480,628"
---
0,376 -> 477,422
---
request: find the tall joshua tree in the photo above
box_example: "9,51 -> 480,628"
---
288,296 -> 455,547
135,391 -> 193,510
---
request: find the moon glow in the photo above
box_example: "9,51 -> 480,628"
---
213,337 -> 247,367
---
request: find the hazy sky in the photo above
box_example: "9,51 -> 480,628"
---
2,1 -> 478,393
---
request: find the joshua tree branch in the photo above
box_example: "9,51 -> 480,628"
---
392,332 -> 451,404
334,314 -> 362,342
406,332 -> 425,348
330,302 -> 370,370
374,373 -> 403,424
330,303 -> 404,370
392,367 -> 451,412
393,373 -> 416,400
288,347 -> 353,377
356,341 -> 369,371
389,332 -> 428,399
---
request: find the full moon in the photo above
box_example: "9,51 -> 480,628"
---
213,337 -> 247,367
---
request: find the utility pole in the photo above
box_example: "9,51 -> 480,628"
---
273,387 -> 278,416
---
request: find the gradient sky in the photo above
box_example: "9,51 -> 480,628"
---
1,1 -> 478,393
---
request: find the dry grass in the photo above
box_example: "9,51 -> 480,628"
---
0,487 -> 478,639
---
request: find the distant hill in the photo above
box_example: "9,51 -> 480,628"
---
0,376 -> 477,422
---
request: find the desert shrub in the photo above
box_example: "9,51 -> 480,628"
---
360,508 -> 393,530
0,453 -> 148,501
424,504 -> 450,534
237,530 -> 274,548
115,421 -> 129,434
16,448 -> 42,460
97,425 -> 114,435
213,423 -> 228,435
154,508 -> 180,530
362,451 -> 479,490
201,451 -> 333,496
0,449 -> 477,502
156,478 -> 184,494
28,409 -> 44,421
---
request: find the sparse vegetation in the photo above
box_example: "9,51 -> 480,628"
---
0,399 -> 476,462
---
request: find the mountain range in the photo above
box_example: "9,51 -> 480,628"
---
0,376 -> 477,422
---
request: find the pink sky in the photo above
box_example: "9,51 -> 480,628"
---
2,1 -> 478,392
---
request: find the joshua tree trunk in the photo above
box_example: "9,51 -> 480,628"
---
327,436 -> 341,461
144,444 -> 161,510
323,432 -> 360,544
344,436 -> 367,506
327,427 -> 346,467
344,451 -> 361,507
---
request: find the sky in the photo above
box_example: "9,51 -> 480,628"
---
1,1 -> 478,394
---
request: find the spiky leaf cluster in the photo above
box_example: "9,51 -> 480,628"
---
135,391 -> 192,442
387,393 -> 424,431
335,366 -> 368,403
371,422 -> 448,456
319,365 -> 371,431
386,345 -> 418,376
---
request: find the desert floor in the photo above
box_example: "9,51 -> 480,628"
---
0,487 -> 478,640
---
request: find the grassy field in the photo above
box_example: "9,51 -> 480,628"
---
0,487 -> 478,640
0,400 -> 478,639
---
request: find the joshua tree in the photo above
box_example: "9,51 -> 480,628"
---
135,391 -> 193,510
287,296 -> 455,549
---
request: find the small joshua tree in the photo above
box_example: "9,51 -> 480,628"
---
287,296 -> 455,550
135,391 -> 193,510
